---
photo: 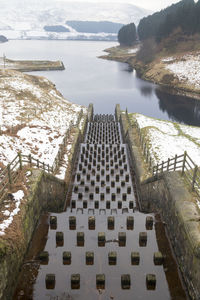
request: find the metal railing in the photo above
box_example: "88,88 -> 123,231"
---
125,111 -> 200,197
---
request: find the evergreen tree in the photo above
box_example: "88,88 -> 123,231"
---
138,0 -> 195,41
118,23 -> 137,46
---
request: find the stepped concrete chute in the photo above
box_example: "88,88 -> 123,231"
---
13,108 -> 187,300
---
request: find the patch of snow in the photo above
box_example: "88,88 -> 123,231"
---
26,171 -> 32,176
0,190 -> 24,236
162,57 -> 175,62
165,54 -> 200,89
147,128 -> 200,166
134,113 -> 178,135
127,47 -> 139,54
179,124 -> 200,144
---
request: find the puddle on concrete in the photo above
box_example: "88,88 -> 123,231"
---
13,115 -> 188,300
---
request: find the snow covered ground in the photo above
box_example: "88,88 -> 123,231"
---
163,53 -> 200,89
132,113 -> 200,166
0,69 -> 86,168
131,113 -> 200,208
0,69 -> 86,236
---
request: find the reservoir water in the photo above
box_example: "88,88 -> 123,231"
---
1,40 -> 200,125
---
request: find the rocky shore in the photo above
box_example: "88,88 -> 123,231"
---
100,46 -> 200,101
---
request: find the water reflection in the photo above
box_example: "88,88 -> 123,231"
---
156,88 -> 200,126
140,86 -> 154,97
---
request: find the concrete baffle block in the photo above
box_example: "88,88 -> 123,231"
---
131,252 -> 140,265
78,193 -> 83,200
111,193 -> 116,201
83,200 -> 88,209
63,251 -> 71,265
98,232 -> 106,246
107,216 -> 115,230
146,274 -> 156,290
122,194 -> 127,201
86,251 -> 94,265
77,232 -> 84,246
118,232 -> 126,246
88,216 -> 95,230
45,274 -> 55,289
56,232 -> 64,246
95,201 -> 99,209
127,216 -> 134,230
71,274 -> 80,289
108,251 -> 117,265
96,274 -> 105,289
71,200 -> 76,209
69,216 -> 76,230
154,252 -> 164,265
118,201 -> 122,209
106,187 -> 110,194
139,232 -> 147,247
146,216 -> 154,230
106,201 -> 111,209
121,274 -> 131,289
127,187 -> 131,194
74,186 -> 78,193
50,216 -> 57,226
117,187 -> 121,194
100,193 -> 105,201
39,251 -> 49,263
129,201 -> 134,209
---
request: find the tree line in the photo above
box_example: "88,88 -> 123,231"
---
118,0 -> 200,46
138,0 -> 200,42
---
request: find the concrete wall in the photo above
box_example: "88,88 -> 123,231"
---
116,104 -> 200,300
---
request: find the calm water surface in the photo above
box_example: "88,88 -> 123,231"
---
1,40 -> 200,125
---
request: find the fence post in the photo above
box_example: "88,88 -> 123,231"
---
167,158 -> 170,171
18,152 -> 22,170
29,154 -> 32,166
48,164 -> 50,173
149,156 -> 152,171
156,164 -> 159,175
7,164 -> 12,185
192,166 -> 198,190
43,162 -> 45,170
182,151 -> 187,176
174,154 -> 177,171
161,161 -> 164,173
37,159 -> 39,168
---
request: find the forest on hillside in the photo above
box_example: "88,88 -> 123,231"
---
138,0 -> 200,41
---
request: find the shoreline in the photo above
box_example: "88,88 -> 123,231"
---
99,46 -> 200,101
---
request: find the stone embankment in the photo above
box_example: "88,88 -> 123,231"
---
0,57 -> 65,72
116,104 -> 200,300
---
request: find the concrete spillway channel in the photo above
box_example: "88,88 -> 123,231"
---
14,114 -> 188,299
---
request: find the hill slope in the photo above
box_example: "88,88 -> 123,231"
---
0,1 -> 151,41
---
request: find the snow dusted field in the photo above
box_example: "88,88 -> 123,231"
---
0,69 -> 85,168
132,113 -> 200,166
163,53 -> 200,90
131,113 -> 200,208
0,69 -> 86,236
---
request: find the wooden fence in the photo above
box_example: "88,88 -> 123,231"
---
125,110 -> 200,198
0,109 -> 85,203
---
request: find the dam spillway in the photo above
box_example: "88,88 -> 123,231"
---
14,113 -> 187,300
